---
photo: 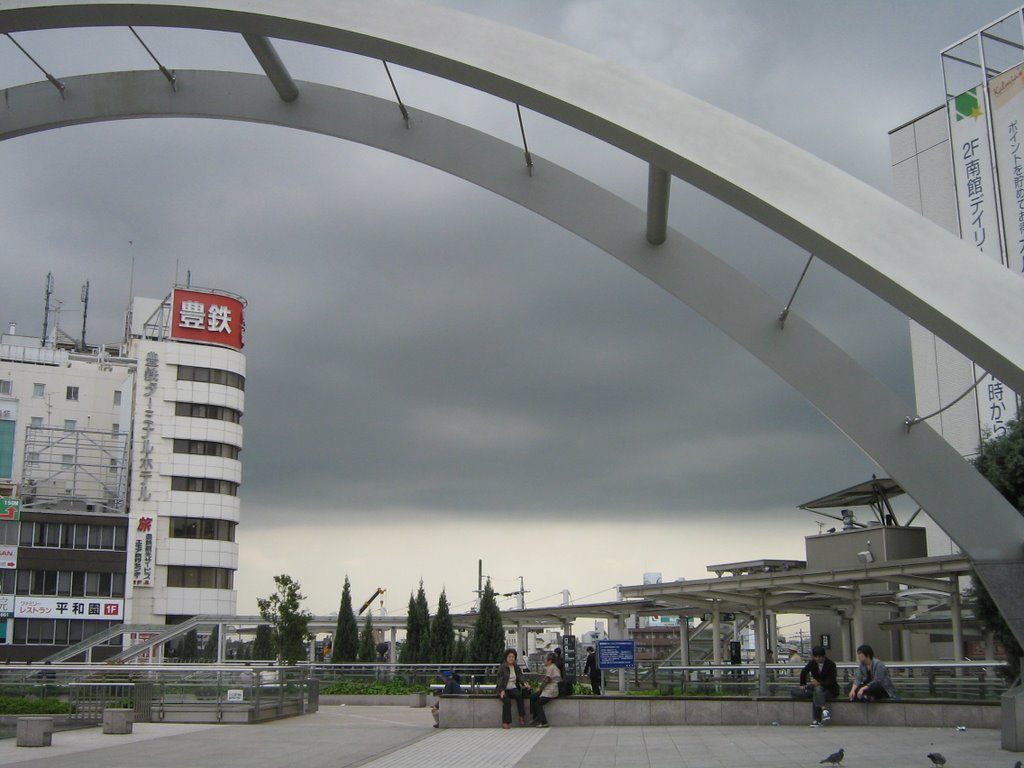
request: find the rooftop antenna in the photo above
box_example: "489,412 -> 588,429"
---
41,272 -> 53,348
79,280 -> 89,351
124,242 -> 135,344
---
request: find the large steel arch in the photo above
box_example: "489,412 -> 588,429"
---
1,2 -> 1023,643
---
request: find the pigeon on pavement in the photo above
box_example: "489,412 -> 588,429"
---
927,753 -> 947,767
820,749 -> 845,766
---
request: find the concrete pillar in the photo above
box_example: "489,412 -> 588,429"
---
712,602 -> 723,665
679,615 -> 690,668
851,588 -> 865,654
516,622 -> 528,664
985,630 -> 996,662
950,581 -> 964,677
899,605 -> 913,663
389,627 -> 398,663
838,612 -> 851,662
768,612 -> 778,662
755,593 -> 768,696
218,623 -> 227,664
616,614 -> 627,693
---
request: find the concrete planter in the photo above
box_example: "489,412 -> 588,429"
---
319,693 -> 428,708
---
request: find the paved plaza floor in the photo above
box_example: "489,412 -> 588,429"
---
0,705 -> 1014,768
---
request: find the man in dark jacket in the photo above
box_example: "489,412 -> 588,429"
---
791,646 -> 839,726
583,647 -> 601,695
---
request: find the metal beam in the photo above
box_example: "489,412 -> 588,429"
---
242,33 -> 298,102
646,164 -> 670,245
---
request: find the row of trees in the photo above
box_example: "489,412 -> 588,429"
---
252,572 -> 509,665
327,577 -> 506,664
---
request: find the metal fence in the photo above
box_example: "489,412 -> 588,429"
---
649,661 -> 1010,700
0,664 -> 311,721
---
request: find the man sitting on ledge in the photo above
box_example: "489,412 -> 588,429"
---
849,644 -> 898,702
791,645 -> 838,727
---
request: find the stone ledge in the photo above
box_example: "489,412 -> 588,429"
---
437,695 -> 1001,729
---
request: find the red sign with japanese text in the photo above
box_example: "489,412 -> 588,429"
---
170,288 -> 245,349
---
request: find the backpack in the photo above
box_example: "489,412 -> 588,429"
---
557,678 -> 573,697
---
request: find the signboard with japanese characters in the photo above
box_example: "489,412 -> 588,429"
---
948,85 -> 1020,440
0,546 -> 16,569
132,516 -> 156,587
990,63 -> 1024,276
170,288 -> 245,350
0,498 -> 19,521
596,640 -> 636,669
0,595 -> 12,618
14,597 -> 123,620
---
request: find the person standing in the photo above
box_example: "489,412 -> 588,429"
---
790,645 -> 838,726
497,648 -> 529,728
530,652 -> 561,727
849,644 -> 898,702
583,646 -> 601,695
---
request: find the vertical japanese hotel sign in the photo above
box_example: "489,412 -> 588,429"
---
132,516 -> 155,587
948,85 -> 1017,438
170,288 -> 245,350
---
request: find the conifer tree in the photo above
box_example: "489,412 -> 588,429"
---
428,589 -> 455,663
179,629 -> 199,662
400,580 -> 431,662
331,576 -> 359,662
252,625 -> 274,660
468,580 -> 505,663
358,612 -> 377,662
202,625 -> 219,661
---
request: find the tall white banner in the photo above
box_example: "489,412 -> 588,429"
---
948,86 -> 1018,439
990,64 -> 1024,276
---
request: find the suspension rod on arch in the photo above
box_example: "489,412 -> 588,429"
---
128,26 -> 176,89
646,164 -> 671,245
3,33 -> 64,97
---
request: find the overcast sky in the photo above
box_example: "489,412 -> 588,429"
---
0,1 -> 1014,624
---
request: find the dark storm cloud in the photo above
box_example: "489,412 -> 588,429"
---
0,0 -> 1011,535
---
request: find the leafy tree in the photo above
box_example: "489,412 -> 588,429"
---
428,589 -> 455,663
468,580 -> 505,663
202,625 -> 219,661
971,419 -> 1024,680
358,612 -> 376,662
252,625 -> 275,660
331,576 -> 359,663
179,630 -> 199,662
400,580 -> 430,663
257,574 -> 313,664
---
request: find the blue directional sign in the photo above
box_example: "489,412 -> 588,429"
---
596,640 -> 635,669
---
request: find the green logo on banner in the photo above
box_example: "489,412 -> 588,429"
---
954,88 -> 983,121
0,498 -> 19,521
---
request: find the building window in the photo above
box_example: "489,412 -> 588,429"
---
32,383 -> 45,398
172,439 -> 240,460
26,451 -> 40,464
0,380 -> 11,395
173,402 -> 242,424
111,423 -> 119,435
113,390 -> 121,406
166,566 -> 234,590
61,454 -> 74,466
13,619 -> 120,646
64,420 -> 77,431
19,521 -> 126,551
16,569 -> 123,598
177,365 -> 245,391
65,386 -> 79,401
30,417 -> 43,428
170,517 -> 236,542
170,476 -> 239,496
0,521 -> 19,547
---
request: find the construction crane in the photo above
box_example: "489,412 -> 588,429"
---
359,587 -> 386,615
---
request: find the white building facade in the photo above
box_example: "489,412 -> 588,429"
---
890,9 -> 1024,459
0,285 -> 245,660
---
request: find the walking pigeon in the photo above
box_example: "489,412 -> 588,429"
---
927,753 -> 946,767
820,749 -> 844,766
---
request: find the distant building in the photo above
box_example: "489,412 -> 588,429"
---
889,7 -> 1024,460
0,285 -> 245,660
